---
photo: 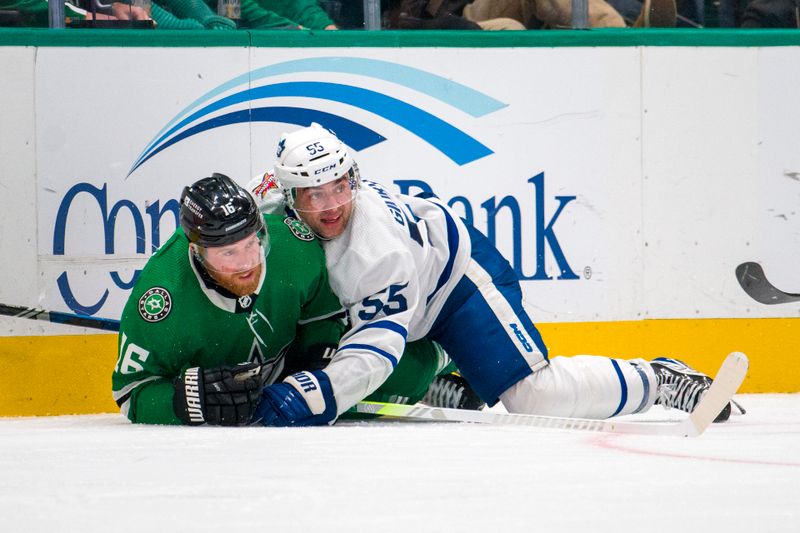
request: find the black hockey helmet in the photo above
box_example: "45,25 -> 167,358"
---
179,173 -> 264,247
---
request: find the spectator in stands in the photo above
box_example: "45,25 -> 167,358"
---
608,0 -> 715,26
384,0 -> 524,29
151,0 -> 236,29
462,0 -> 677,27
740,0 -> 798,26
0,0 -> 338,29
149,0 -> 339,30
204,0 -> 339,29
384,0 -> 676,28
0,0 -> 152,26
0,0 -> 244,29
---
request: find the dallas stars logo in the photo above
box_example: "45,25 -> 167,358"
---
138,287 -> 173,322
284,217 -> 314,241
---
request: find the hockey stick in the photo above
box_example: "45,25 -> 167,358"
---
353,352 -> 749,437
736,262 -> 800,305
0,303 -> 120,332
4,301 -> 747,435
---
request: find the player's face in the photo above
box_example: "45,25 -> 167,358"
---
293,177 -> 355,239
199,232 -> 264,296
209,262 -> 262,297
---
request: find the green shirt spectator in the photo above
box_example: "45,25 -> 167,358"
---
155,0 -> 236,28
204,0 -> 337,29
0,0 -> 237,29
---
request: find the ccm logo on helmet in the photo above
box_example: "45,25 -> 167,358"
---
314,163 -> 336,175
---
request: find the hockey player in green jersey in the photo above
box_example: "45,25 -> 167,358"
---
112,173 -> 346,426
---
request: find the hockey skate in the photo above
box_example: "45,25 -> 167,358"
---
651,358 -> 732,422
422,373 -> 485,411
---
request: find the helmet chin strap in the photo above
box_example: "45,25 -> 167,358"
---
189,243 -> 205,263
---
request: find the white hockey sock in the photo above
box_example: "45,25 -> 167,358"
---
500,356 -> 658,419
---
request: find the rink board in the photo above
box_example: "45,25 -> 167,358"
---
0,317 -> 794,416
0,30 -> 798,415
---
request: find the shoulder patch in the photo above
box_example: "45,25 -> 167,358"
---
138,287 -> 172,322
283,217 -> 315,241
252,171 -> 280,200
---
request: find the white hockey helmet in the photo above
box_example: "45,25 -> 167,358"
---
273,123 -> 360,211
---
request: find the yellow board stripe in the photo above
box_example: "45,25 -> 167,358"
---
539,317 -> 798,393
0,334 -> 119,416
0,316 -> 796,416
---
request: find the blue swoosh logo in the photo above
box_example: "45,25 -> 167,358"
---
129,57 -> 507,176
136,106 -> 386,171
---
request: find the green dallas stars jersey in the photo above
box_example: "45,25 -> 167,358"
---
112,214 -> 345,425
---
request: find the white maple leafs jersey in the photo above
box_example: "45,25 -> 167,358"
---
248,172 -> 471,415
321,180 -> 471,413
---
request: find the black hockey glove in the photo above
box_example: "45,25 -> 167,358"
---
173,362 -> 265,426
282,343 -> 338,376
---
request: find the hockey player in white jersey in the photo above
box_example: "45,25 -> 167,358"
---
252,123 -> 734,427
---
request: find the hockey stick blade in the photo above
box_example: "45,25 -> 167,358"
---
0,303 -> 120,332
678,351 -> 748,437
353,352 -> 748,437
736,262 -> 800,305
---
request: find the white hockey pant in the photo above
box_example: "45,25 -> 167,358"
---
500,356 -> 658,419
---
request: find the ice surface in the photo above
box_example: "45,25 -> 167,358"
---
0,394 -> 797,532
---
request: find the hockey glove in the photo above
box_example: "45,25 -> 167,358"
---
282,343 -> 338,375
173,362 -> 264,426
254,370 -> 337,427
